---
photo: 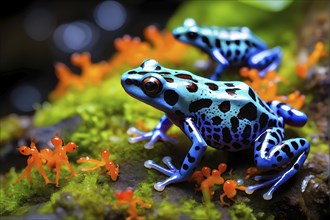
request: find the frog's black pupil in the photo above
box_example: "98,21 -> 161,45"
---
145,82 -> 157,91
142,77 -> 162,96
187,31 -> 198,40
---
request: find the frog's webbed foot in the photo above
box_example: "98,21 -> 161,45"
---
127,127 -> 178,149
144,156 -> 185,191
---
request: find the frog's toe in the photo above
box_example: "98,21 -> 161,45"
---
128,136 -> 151,144
144,141 -> 155,149
263,191 -> 273,200
162,156 -> 178,171
245,186 -> 255,195
127,127 -> 145,136
144,160 -> 154,169
154,182 -> 166,191
144,159 -> 174,176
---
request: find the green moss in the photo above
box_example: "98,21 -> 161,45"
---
39,173 -> 115,219
148,198 -> 179,220
182,201 -> 221,220
229,203 -> 274,220
134,172 -> 157,200
148,197 -> 221,220
0,168 -> 56,215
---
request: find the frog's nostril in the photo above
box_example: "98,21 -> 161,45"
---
133,80 -> 140,86
125,79 -> 132,85
125,78 -> 140,87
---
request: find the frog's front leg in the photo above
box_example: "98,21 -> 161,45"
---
246,128 -> 310,200
127,115 -> 177,149
248,47 -> 282,78
144,117 -> 207,191
209,49 -> 229,80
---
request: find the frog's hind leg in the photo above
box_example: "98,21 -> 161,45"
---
266,101 -> 308,127
246,128 -> 310,200
248,46 -> 282,78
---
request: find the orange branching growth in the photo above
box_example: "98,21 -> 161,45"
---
192,163 -> 227,203
14,135 -> 79,187
220,179 -> 246,207
77,150 -> 119,181
41,134 -> 79,187
296,41 -> 327,79
51,26 -> 188,99
192,164 -> 247,206
114,188 -> 152,220
240,68 -> 305,109
50,52 -> 110,99
110,25 -> 189,69
14,140 -> 51,185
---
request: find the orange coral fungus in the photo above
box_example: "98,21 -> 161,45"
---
111,25 -> 188,68
220,179 -> 246,207
44,134 -> 78,187
14,140 -> 51,185
50,52 -> 110,99
114,187 -> 152,220
240,68 -> 305,109
51,26 -> 188,99
296,41 -> 327,79
192,163 -> 227,203
77,150 -> 119,181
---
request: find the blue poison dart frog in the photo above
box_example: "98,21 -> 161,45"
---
121,59 -> 309,200
172,18 -> 282,80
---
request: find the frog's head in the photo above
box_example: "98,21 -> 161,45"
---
173,18 -> 207,50
121,59 -> 183,114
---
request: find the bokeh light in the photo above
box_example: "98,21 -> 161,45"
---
53,21 -> 99,53
9,85 -> 42,112
94,1 -> 126,31
24,7 -> 56,41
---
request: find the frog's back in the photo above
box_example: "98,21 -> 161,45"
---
202,25 -> 267,49
170,75 -> 281,151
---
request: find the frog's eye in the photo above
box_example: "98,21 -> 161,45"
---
142,77 -> 162,96
186,31 -> 198,40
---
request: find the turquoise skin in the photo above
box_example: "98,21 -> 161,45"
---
121,59 -> 309,200
173,18 -> 282,79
